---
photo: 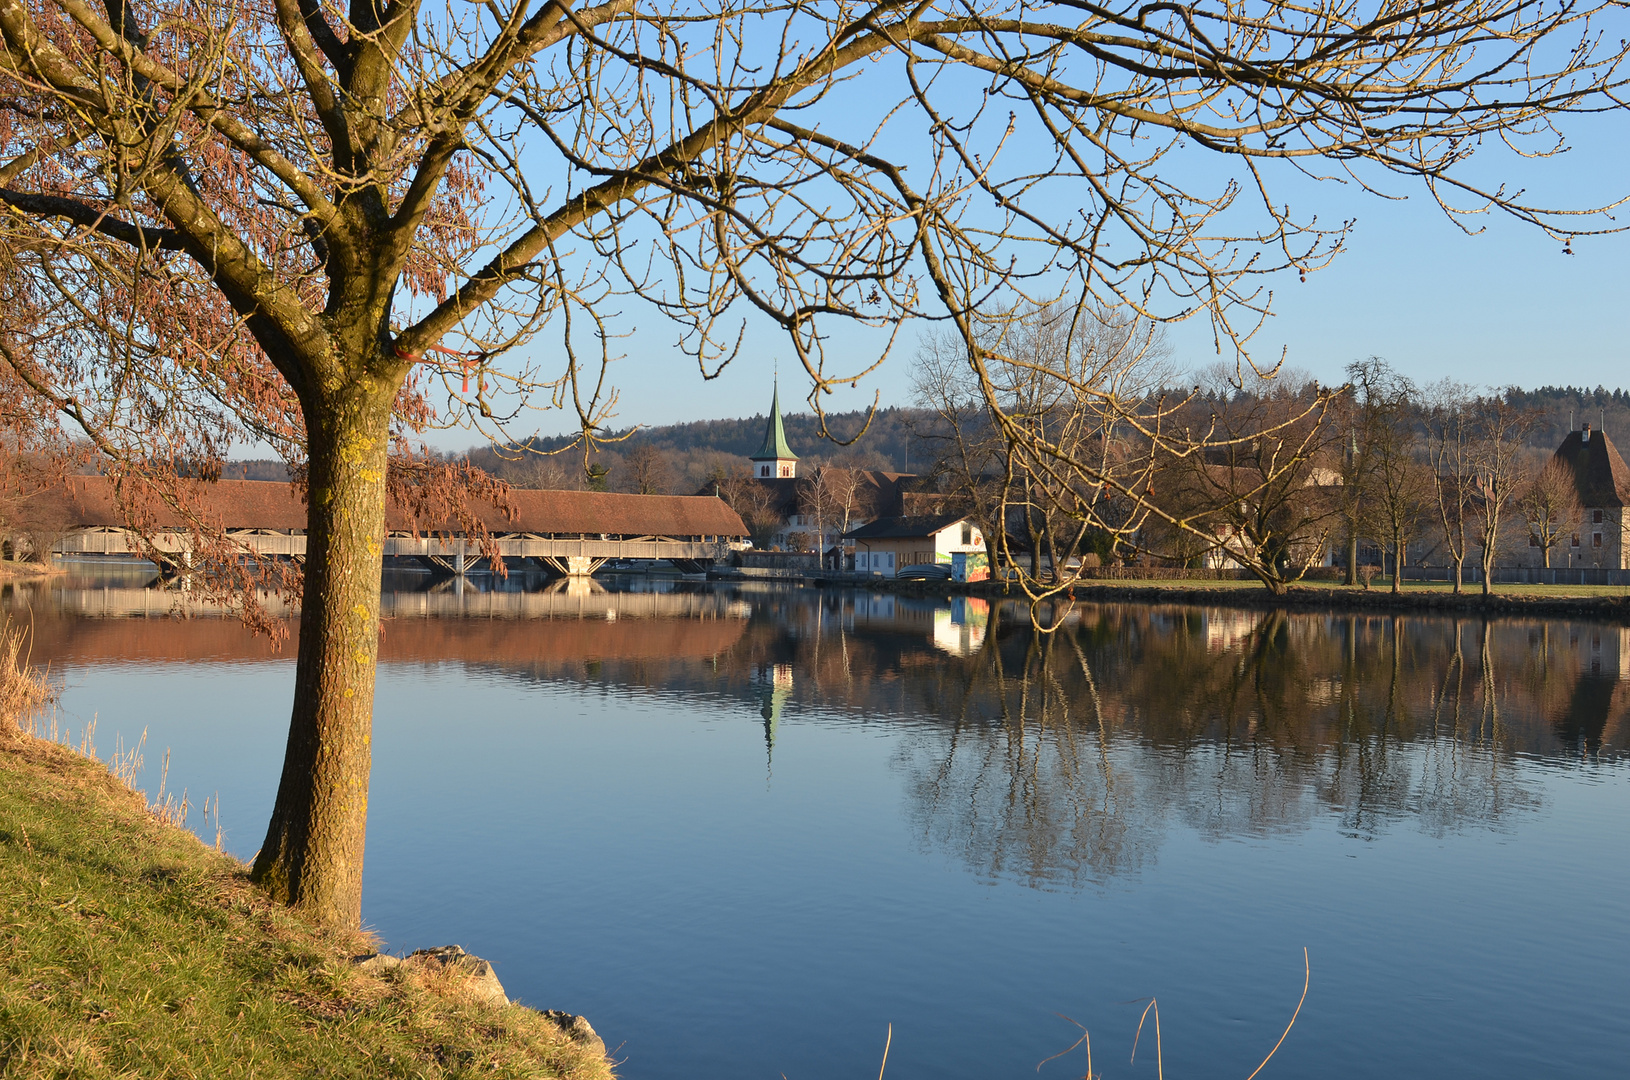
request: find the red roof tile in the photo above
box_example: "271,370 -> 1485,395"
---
52,477 -> 747,538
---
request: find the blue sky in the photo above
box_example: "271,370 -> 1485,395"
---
474,136 -> 1627,451
405,27 -> 1630,455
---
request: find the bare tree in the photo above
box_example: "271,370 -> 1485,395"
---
1,0 -> 1623,926
0,451 -> 72,562
716,475 -> 782,550
1349,361 -> 1427,594
1157,370 -> 1342,593
623,444 -> 673,496
912,329 -> 1010,575
1424,382 -> 1478,593
1518,457 -> 1583,570
974,303 -> 1173,589
1329,394 -> 1376,586
1470,397 -> 1537,596
796,467 -> 839,565
798,466 -> 876,567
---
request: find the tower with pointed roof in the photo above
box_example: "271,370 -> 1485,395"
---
749,382 -> 799,480
1547,423 -> 1630,569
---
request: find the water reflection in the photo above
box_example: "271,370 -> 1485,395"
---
7,570 -> 1625,891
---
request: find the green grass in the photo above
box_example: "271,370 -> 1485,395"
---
1070,577 -> 1630,598
1,703 -> 614,1078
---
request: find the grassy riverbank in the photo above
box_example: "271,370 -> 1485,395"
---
0,560 -> 64,581
879,574 -> 1630,621
0,633 -> 614,1079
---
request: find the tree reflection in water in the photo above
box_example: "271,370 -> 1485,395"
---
891,602 -> 1623,889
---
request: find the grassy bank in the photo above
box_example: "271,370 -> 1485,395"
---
0,631 -> 614,1080
0,560 -> 64,581
1058,577 -> 1630,598
854,574 -> 1630,621
856,569 -> 1618,612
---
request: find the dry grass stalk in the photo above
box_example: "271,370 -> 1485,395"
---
4,618 -> 189,827
0,620 -> 51,734
1039,949 -> 1310,1080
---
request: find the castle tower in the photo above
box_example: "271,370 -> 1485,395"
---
1548,422 -> 1630,570
749,382 -> 799,479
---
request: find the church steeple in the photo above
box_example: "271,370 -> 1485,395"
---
749,380 -> 799,479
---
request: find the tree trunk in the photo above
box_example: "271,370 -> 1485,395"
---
251,382 -> 395,930
1346,529 -> 1359,586
1248,564 -> 1289,595
1391,529 -> 1404,593
1480,541 -> 1496,597
1452,556 -> 1464,593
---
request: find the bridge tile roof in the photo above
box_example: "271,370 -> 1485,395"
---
56,477 -> 747,538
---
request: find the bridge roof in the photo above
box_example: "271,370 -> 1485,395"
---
495,488 -> 747,536
55,477 -> 748,537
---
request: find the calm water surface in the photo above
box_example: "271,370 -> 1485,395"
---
7,566 -> 1629,1079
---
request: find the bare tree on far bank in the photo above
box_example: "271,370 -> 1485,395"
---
797,467 -> 876,567
1153,369 -> 1342,594
1471,400 -> 1539,596
1331,392 -> 1377,587
1518,459 -> 1584,570
911,332 -> 1010,577
1349,361 -> 1430,594
1425,383 -> 1480,593
993,305 -> 1165,585
715,476 -> 782,550
920,305 -> 1343,599
623,445 -> 674,497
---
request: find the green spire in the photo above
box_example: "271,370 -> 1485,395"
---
750,381 -> 798,461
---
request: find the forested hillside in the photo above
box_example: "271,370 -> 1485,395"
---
1505,386 -> 1630,451
219,386 -> 1628,495
465,406 -> 935,493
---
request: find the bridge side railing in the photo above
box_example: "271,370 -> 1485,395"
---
55,527 -> 737,563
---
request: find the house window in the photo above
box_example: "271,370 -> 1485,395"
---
760,464 -> 771,477
961,522 -> 972,545
1594,509 -> 1604,524
780,465 -> 792,477
1593,533 -> 1603,548
1572,534 -> 1580,547
1529,534 -> 1539,547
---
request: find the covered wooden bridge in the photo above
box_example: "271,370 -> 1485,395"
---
49,478 -> 748,577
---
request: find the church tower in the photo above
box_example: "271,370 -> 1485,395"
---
749,382 -> 799,479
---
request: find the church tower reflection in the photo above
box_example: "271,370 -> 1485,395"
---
756,663 -> 794,774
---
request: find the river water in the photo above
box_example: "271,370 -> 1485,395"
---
7,565 -> 1629,1079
